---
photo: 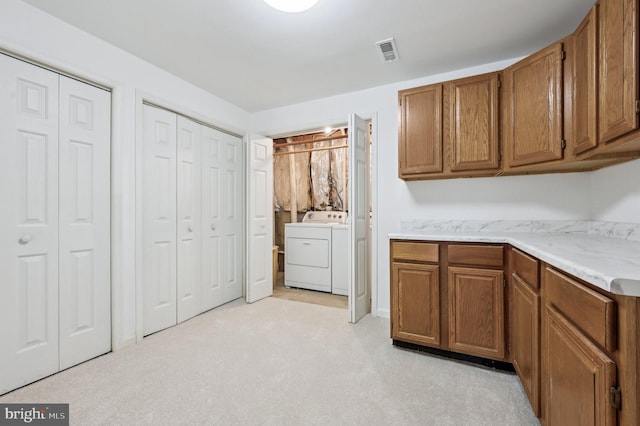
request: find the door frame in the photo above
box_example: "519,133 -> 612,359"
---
134,91 -> 246,342
262,112 -> 379,318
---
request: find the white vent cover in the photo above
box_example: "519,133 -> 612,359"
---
376,38 -> 399,63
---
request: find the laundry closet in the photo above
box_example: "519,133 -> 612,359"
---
0,53 -> 111,394
273,129 -> 351,305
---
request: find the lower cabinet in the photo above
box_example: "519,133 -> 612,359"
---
390,240 -> 639,425
448,267 -> 505,360
391,262 -> 440,346
542,303 -> 617,426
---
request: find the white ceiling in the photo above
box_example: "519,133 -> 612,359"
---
23,0 -> 594,112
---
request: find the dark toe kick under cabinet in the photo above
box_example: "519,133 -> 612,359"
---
390,239 -> 640,425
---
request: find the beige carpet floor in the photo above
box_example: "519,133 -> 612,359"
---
0,297 -> 539,425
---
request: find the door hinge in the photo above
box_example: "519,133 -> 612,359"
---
636,100 -> 640,114
561,139 -> 567,150
497,80 -> 502,88
504,278 -> 507,288
561,50 -> 567,61
610,386 -> 622,411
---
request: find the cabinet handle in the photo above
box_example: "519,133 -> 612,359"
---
303,242 -> 311,245
19,234 -> 32,244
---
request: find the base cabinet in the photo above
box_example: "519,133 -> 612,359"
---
512,274 -> 540,416
542,304 -> 617,426
391,263 -> 440,346
448,267 -> 505,360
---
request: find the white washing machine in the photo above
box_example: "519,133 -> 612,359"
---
285,211 -> 348,293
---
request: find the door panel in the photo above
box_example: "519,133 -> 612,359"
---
142,105 -> 177,335
349,113 -> 370,323
246,136 -> 273,303
0,54 -> 60,393
58,75 -> 111,370
177,116 -> 202,323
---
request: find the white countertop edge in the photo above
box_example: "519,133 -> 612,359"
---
389,232 -> 640,297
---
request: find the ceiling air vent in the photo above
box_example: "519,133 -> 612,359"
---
376,38 -> 399,63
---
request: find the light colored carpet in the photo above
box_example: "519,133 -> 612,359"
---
0,297 -> 539,425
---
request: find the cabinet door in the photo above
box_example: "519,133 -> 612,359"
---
391,262 -> 440,346
542,304 -> 617,426
512,274 -> 540,417
445,73 -> 500,172
573,5 -> 599,155
504,42 -> 564,167
599,0 -> 638,143
448,267 -> 505,360
398,84 -> 442,176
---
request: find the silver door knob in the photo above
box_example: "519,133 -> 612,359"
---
211,224 -> 216,231
187,226 -> 193,232
19,234 -> 32,244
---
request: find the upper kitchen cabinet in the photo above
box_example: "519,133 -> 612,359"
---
398,73 -> 501,180
443,72 -> 500,173
503,42 -> 565,168
572,5 -> 599,156
598,0 -> 638,144
398,83 -> 443,178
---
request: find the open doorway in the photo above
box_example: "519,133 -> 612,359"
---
269,118 -> 373,321
272,126 -> 349,309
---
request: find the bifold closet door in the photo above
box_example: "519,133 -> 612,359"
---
0,55 -> 111,394
142,105 -> 177,336
58,76 -> 111,370
0,55 -> 60,394
176,116 -> 202,323
201,128 -> 243,310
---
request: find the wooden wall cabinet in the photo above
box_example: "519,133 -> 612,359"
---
443,72 -> 500,173
398,84 -> 443,177
572,5 -> 599,155
503,42 -> 565,168
598,0 -> 638,144
398,73 -> 501,180
510,248 -> 541,417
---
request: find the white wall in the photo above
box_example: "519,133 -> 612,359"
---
251,59 -> 592,318
0,0 -> 250,349
589,158 -> 640,223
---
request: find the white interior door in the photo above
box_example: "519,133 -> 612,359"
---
222,133 -> 244,303
348,113 -> 371,323
201,126 -> 224,310
58,75 -> 111,370
245,135 -> 273,303
0,54 -> 60,393
142,105 -> 177,335
176,116 -> 202,323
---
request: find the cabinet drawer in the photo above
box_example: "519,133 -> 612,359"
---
448,244 -> 503,267
543,267 -> 616,351
392,241 -> 439,263
512,248 -> 539,289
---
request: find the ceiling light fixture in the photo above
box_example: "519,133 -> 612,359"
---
264,0 -> 320,13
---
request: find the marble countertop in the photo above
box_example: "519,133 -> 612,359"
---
389,229 -> 640,297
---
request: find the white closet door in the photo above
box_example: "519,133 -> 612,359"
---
202,128 -> 244,310
176,116 -> 202,323
0,54 -> 60,393
142,105 -> 177,335
201,126 -> 224,310
246,135 -> 273,303
222,133 -> 244,302
58,76 -> 111,370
